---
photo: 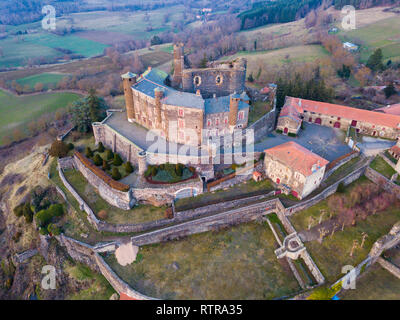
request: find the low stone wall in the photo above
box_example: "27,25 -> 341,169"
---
58,164 -> 101,230
324,152 -> 359,180
73,153 -> 134,210
285,164 -> 368,216
130,199 -> 281,246
56,234 -> 155,300
301,251 -> 325,285
365,167 -> 400,199
377,257 -> 400,280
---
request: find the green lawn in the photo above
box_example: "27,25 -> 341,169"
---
338,16 -> 400,63
104,222 -> 301,299
339,264 -> 400,300
16,73 -> 67,89
370,156 -> 396,179
305,205 -> 400,283
248,101 -> 272,125
63,169 -> 166,225
0,89 -> 81,145
290,176 -> 373,232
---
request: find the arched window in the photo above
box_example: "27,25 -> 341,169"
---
194,76 -> 202,86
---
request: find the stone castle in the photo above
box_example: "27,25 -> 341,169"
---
122,43 -> 250,146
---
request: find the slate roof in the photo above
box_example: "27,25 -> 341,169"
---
132,68 -> 250,113
204,95 -> 249,114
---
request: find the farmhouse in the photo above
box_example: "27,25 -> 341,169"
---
277,97 -> 400,140
264,141 -> 329,199
343,42 -> 358,51
120,43 -> 250,147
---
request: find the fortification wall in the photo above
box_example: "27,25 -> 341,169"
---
248,107 -> 277,142
72,153 -> 133,210
56,234 -> 155,300
285,164 -> 367,216
365,167 -> 400,199
130,199 -> 280,246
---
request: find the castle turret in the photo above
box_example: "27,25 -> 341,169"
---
121,72 -> 137,123
154,87 -> 163,129
229,92 -> 240,132
138,151 -> 148,176
172,43 -> 184,88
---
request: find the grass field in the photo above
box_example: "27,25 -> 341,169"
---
63,169 -> 166,225
305,205 -> 400,283
16,73 -> 67,89
339,264 -> 400,300
104,222 -> 301,299
338,14 -> 400,63
221,45 -> 330,76
0,89 -> 81,145
369,156 -> 396,179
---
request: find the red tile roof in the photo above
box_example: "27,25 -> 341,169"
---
285,97 -> 400,129
390,145 -> 400,156
279,98 -> 303,123
119,293 -> 138,300
265,141 -> 329,176
376,104 -> 400,116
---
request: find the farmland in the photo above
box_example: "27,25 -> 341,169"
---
0,89 -> 81,145
15,73 -> 67,90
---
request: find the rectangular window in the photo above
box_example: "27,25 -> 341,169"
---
178,109 -> 184,117
215,118 -> 220,126
178,119 -> 185,129
207,119 -> 212,127
224,117 -> 228,125
238,111 -> 244,120
179,130 -> 185,140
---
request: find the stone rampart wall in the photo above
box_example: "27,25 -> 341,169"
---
248,107 -> 277,142
365,167 -> 400,199
285,164 -> 367,216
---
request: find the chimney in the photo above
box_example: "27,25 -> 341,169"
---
148,66 -> 152,71
196,89 -> 201,97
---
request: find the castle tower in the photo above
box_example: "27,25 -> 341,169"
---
172,43 -> 184,88
138,151 -> 148,176
154,87 -> 163,129
121,72 -> 137,123
229,93 -> 240,132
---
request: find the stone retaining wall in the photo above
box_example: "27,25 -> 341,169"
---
130,199 -> 281,246
285,164 -> 368,216
56,234 -> 155,300
324,152 -> 359,180
377,257 -> 400,280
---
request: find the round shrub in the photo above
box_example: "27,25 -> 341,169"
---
13,203 -> 25,217
47,223 -> 61,236
125,162 -> 134,174
39,227 -> 49,236
106,149 -> 113,160
113,153 -> 123,166
49,140 -> 69,158
112,167 -> 121,181
337,182 -> 346,193
175,163 -> 184,177
67,143 -> 74,151
97,142 -> 105,153
85,147 -> 93,158
102,160 -> 110,171
93,154 -> 103,166
98,210 -> 108,220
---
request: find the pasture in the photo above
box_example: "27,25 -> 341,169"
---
16,73 -> 67,89
222,45 -> 330,76
0,90 -> 81,145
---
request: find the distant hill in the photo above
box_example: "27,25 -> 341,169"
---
333,0 -> 397,10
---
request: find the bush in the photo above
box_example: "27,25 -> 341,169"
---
23,203 -> 33,224
85,147 -> 93,158
288,132 -> 296,137
113,153 -> 123,166
47,223 -> 61,236
151,166 -> 158,177
337,182 -> 346,193
39,227 -> 49,236
175,163 -> 184,177
125,162 -> 134,174
67,143 -> 74,151
106,149 -> 113,160
98,210 -> 108,220
276,129 -> 283,134
93,154 -> 103,166
35,204 -> 64,227
13,203 -> 25,217
49,140 -> 69,158
97,142 -> 105,153
102,160 -> 110,171
112,167 -> 121,180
